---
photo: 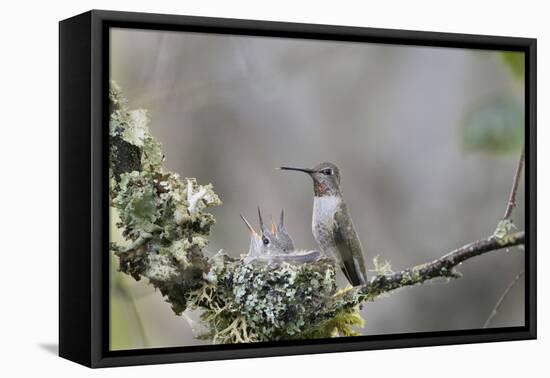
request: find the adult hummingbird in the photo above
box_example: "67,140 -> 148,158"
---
240,207 -> 320,264
280,162 -> 367,286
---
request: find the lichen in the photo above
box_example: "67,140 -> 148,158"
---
301,307 -> 365,338
146,254 -> 179,282
493,219 -> 517,246
109,80 -> 221,313
186,253 -> 364,343
370,255 -> 393,276
397,267 -> 424,286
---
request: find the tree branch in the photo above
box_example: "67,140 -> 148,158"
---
361,231 -> 525,300
360,145 -> 527,302
483,269 -> 524,328
503,145 -> 525,220
108,82 -> 527,343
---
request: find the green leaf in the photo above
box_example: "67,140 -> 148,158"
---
501,52 -> 524,81
463,96 -> 524,154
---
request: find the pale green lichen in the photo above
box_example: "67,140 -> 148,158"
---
370,255 -> 393,276
493,219 -> 517,246
187,253 -> 364,343
400,266 -> 425,285
109,80 -> 127,109
411,266 -> 422,280
124,109 -> 149,147
301,307 -> 365,338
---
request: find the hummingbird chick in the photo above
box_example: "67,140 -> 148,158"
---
280,162 -> 368,286
240,207 -> 320,264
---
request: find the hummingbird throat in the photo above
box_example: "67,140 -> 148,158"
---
314,181 -> 331,197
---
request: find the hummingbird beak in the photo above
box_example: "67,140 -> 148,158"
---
279,166 -> 316,174
240,214 -> 260,239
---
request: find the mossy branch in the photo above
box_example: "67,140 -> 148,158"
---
108,82 -> 526,344
360,231 -> 525,301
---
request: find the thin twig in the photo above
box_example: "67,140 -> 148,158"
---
483,270 -> 525,328
113,271 -> 150,347
503,145 -> 525,220
361,231 -> 525,300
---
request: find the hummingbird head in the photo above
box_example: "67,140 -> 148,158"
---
280,162 -> 341,197
240,207 -> 295,260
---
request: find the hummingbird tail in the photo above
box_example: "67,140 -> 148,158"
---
341,258 -> 367,287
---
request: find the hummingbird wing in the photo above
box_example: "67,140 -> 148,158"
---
333,206 -> 368,286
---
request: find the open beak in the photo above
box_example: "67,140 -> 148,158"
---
240,214 -> 260,239
279,166 -> 316,174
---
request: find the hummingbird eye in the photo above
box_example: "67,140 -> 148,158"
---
262,236 -> 270,245
322,168 -> 333,175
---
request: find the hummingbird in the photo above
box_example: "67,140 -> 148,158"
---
280,162 -> 367,286
240,207 -> 320,264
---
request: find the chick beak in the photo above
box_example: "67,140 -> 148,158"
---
271,221 -> 278,235
240,214 -> 260,239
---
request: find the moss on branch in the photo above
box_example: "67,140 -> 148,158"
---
359,231 -> 525,302
108,81 -> 525,344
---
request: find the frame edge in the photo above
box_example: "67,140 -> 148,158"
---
59,11 -> 93,368
78,9 -> 537,368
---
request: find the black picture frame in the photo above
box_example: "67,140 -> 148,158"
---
59,9 -> 537,368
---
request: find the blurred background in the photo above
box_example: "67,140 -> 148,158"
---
109,27 -> 525,350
